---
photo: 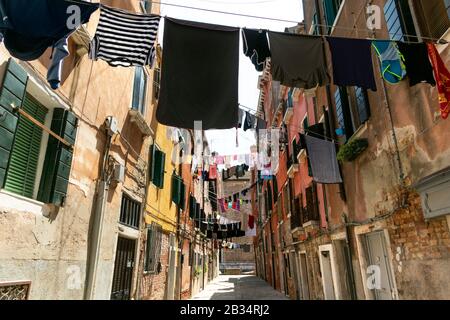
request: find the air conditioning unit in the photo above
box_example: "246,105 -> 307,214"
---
112,163 -> 125,184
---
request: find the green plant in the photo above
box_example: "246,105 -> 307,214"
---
337,138 -> 369,162
194,266 -> 202,278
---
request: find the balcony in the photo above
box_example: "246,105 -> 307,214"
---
301,205 -> 320,227
129,109 -> 153,137
290,210 -> 302,233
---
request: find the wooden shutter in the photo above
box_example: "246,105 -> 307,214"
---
414,0 -> 450,39
171,174 -> 181,205
153,150 -> 165,189
146,222 -> 163,274
37,108 -> 77,206
149,144 -> 155,181
272,176 -> 278,203
179,181 -> 186,210
189,195 -> 195,219
144,226 -> 153,272
0,59 -> 28,188
4,94 -> 47,198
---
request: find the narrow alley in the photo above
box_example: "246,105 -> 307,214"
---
191,275 -> 288,301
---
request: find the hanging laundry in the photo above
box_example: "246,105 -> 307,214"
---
0,0 -> 99,89
304,135 -> 342,184
242,29 -> 271,72
237,109 -> 244,128
248,215 -> 255,229
218,199 -> 226,213
216,156 -> 225,165
372,40 -> 406,84
327,37 -> 377,91
89,5 -> 160,67
209,164 -> 218,180
244,111 -> 256,131
427,43 -> 450,120
256,117 -> 267,130
157,18 -> 240,130
397,42 -> 436,87
268,32 -> 330,89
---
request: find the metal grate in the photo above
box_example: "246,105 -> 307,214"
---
111,237 -> 136,300
119,194 -> 141,229
0,282 -> 31,300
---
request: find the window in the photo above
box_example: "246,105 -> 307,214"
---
119,194 -> 141,229
132,66 -> 147,115
0,59 -> 77,206
384,0 -> 417,41
446,0 -> 450,19
140,0 -> 152,13
322,0 -> 343,34
144,222 -> 163,273
335,87 -> 355,141
305,182 -> 320,223
149,144 -> 165,189
153,67 -> 161,100
283,184 -> 290,216
354,87 -> 371,125
312,12 -> 320,35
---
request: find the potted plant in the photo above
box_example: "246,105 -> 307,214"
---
194,266 -> 202,278
337,138 -> 369,162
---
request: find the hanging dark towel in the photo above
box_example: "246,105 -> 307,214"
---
397,42 -> 436,87
268,32 -> 330,89
242,28 -> 271,72
0,0 -> 98,88
0,0 -> 98,60
326,37 -> 377,91
304,135 -> 342,184
157,18 -> 240,130
244,111 -> 256,131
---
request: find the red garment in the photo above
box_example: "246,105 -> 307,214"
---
209,164 -> 218,179
427,43 -> 450,119
248,215 -> 255,229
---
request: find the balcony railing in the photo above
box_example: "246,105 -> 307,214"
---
290,209 -> 302,231
301,205 -> 320,225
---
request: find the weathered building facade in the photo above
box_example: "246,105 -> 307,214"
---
0,0 -> 219,300
254,0 -> 450,300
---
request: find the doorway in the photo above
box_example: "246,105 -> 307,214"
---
110,237 -> 136,300
297,251 -> 310,300
362,231 -> 396,300
318,245 -> 338,300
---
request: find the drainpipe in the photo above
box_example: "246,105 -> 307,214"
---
84,124 -> 113,300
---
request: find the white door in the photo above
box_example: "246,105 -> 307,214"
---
319,249 -> 336,300
297,252 -> 310,300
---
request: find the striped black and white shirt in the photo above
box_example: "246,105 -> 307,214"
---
89,5 -> 161,67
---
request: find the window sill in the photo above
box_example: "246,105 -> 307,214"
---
0,189 -> 53,216
348,121 -> 368,142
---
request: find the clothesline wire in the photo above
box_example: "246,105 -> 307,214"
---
66,0 -> 447,44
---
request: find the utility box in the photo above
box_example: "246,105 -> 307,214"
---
112,163 -> 125,184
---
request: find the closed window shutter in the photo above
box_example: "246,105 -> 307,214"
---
323,0 -> 339,33
272,176 -> 278,203
153,150 -> 165,188
179,182 -> 186,210
5,94 -> 47,198
144,226 -> 153,272
38,108 -> 77,206
189,195 -> 195,219
0,59 -> 28,188
171,174 -> 181,205
149,144 -> 156,182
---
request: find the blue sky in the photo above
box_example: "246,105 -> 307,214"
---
160,0 -> 304,156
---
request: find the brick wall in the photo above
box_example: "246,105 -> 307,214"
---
140,232 -> 170,300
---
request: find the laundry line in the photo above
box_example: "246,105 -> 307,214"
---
64,0 -> 446,45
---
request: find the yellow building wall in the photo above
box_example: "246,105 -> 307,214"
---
145,123 -> 178,234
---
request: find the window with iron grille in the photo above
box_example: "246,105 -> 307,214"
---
0,282 -> 31,300
144,222 -> 163,273
305,182 -> 320,223
413,0 -> 450,40
153,68 -> 161,100
119,194 -> 141,229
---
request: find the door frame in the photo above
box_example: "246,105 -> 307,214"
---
297,250 -> 310,300
318,244 -> 341,300
354,225 -> 399,300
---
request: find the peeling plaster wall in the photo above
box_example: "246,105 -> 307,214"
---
0,0 -> 156,299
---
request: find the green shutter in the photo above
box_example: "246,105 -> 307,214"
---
4,94 -> 47,198
38,108 -> 77,206
189,195 -> 195,219
0,59 -> 28,187
171,174 -> 181,205
149,144 -> 156,181
179,182 -> 186,210
323,0 -> 339,33
153,150 -> 165,189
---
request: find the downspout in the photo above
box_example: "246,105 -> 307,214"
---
176,146 -> 183,300
84,125 -> 113,300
